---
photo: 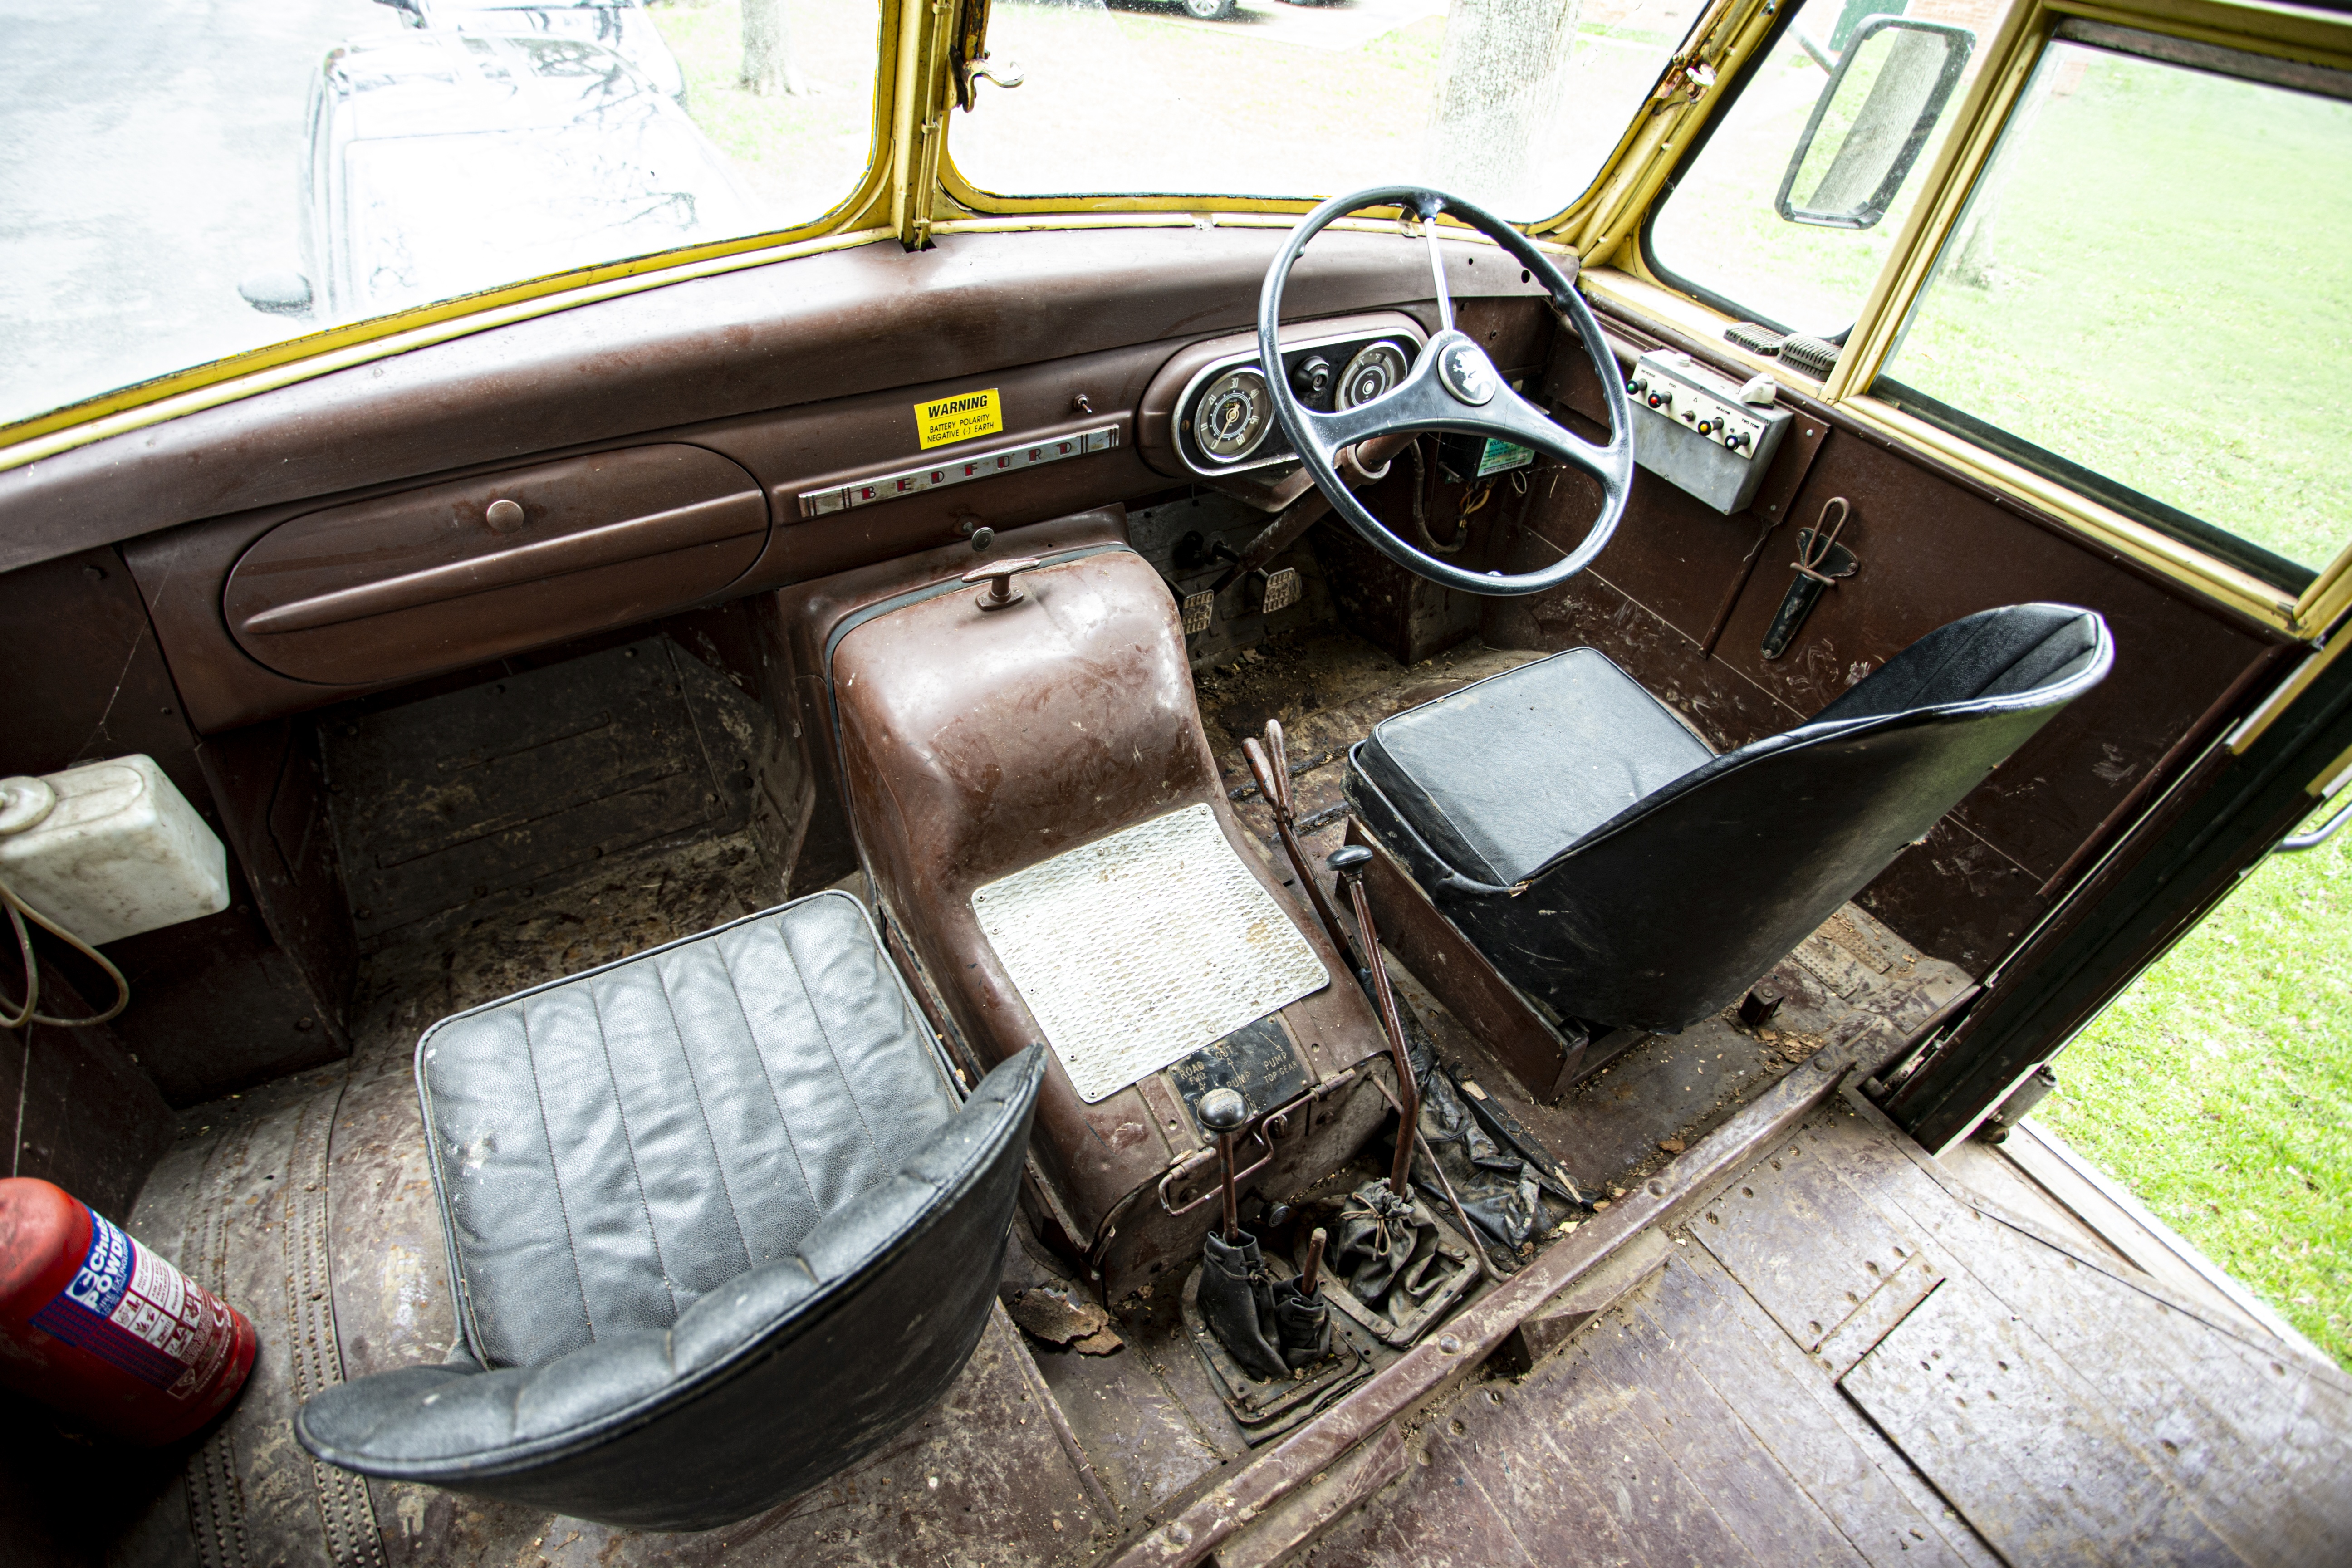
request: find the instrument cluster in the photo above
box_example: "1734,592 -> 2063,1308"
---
1174,328 -> 1420,478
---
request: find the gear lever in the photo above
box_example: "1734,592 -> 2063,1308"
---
1194,1085 -> 1289,1379
1329,846 -> 1418,1200
1197,1086 -> 1249,1242
1242,720 -> 1360,973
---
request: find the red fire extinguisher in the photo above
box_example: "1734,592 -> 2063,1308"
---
0,1177 -> 257,1444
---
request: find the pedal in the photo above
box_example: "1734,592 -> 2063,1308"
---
1181,590 -> 1215,635
1250,567 -> 1300,616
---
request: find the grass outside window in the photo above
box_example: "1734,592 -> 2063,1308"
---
2039,818 -> 2352,1370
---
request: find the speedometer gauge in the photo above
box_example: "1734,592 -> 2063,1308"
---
1193,367 -> 1272,462
1338,342 -> 1410,411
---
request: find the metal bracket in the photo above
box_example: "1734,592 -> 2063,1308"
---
1156,1069 -> 1357,1217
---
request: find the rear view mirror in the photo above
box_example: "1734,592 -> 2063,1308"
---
1777,17 -> 1974,230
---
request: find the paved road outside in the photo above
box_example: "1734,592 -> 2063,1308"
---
0,0 -> 396,428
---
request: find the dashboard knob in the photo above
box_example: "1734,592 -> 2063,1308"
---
1295,356 -> 1334,402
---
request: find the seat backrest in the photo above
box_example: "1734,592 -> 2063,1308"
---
1517,604 -> 2112,1031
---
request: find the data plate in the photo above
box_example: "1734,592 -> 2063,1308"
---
971,803 -> 1330,1103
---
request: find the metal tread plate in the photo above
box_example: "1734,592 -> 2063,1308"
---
970,802 -> 1329,1103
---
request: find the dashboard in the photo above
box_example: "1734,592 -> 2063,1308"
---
11,230 -> 1550,735
1171,324 -> 1425,478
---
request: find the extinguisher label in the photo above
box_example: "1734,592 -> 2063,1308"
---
27,1212 -> 236,1397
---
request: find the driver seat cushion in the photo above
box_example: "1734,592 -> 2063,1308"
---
1355,647 -> 1713,886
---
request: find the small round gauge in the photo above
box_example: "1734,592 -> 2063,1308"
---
1193,367 -> 1273,463
1338,341 -> 1411,410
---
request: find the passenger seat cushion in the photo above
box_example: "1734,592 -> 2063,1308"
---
1357,647 -> 1713,885
295,1048 -> 1045,1480
416,890 -> 958,1371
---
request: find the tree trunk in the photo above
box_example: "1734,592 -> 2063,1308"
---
741,0 -> 809,96
1429,0 -> 1585,212
1945,60 -> 2050,289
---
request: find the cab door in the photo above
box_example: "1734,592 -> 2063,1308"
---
1524,0 -> 2352,1146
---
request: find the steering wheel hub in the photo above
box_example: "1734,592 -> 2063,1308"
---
1255,186 -> 1637,596
1435,334 -> 1499,406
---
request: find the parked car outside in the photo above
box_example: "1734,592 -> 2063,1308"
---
239,31 -> 760,323
374,0 -> 689,105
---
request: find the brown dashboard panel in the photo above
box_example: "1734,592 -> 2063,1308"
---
222,444 -> 769,686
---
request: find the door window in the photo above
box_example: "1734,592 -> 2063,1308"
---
1876,23 -> 2352,584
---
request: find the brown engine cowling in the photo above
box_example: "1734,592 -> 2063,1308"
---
795,511 -> 1390,1299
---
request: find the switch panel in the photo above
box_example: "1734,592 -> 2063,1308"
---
1626,349 -> 1793,514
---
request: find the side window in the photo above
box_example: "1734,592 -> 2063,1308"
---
1646,0 -> 2003,340
1875,24 -> 2352,585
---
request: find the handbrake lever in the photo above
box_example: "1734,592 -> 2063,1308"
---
1242,720 -> 1360,974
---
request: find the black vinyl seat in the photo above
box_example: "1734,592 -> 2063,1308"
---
1348,604 -> 2113,1034
294,891 -> 1044,1532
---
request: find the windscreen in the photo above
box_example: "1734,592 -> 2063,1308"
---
950,0 -> 1697,222
0,0 -> 879,431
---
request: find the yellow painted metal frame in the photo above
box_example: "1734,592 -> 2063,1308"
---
927,0 -> 1748,241
0,1 -> 912,474
1598,0 -> 2352,638
5,0 -> 2346,655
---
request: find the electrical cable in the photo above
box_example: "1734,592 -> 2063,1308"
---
1405,440 -> 1471,556
0,872 -> 131,1029
1,775 -> 131,1028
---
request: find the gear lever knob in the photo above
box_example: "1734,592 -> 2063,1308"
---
1197,1087 -> 1248,1133
1327,845 -> 1372,888
1198,1087 -> 1249,1241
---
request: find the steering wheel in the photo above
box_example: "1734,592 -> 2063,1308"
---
1257,186 -> 1635,597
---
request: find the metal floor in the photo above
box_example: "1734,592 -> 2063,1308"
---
83,629 -> 2352,1568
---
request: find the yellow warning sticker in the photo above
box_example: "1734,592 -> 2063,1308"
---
916,387 -> 1004,450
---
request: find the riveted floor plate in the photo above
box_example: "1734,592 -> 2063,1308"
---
971,802 -> 1328,1103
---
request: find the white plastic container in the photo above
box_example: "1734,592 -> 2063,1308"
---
0,757 -> 230,944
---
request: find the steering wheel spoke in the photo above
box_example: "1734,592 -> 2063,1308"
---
1447,372 -> 1619,481
1258,186 -> 1637,596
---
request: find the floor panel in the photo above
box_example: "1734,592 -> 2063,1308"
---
1293,1093 -> 2352,1568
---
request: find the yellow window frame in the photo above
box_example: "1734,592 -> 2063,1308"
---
5,0 -> 2346,655
1580,0 -> 2352,638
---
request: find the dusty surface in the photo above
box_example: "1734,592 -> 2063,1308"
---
1293,1089 -> 2352,1568
106,622 -> 1983,1568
